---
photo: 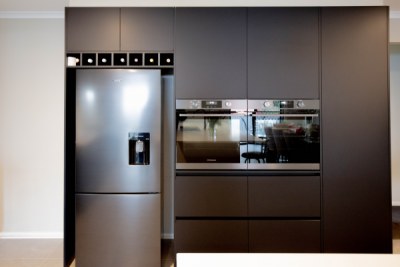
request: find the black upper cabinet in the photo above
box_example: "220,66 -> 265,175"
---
175,8 -> 247,99
66,8 -> 120,52
321,7 -> 391,253
66,7 -> 174,52
248,8 -> 319,99
121,8 -> 174,51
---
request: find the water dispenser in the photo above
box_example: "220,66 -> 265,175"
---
129,132 -> 150,165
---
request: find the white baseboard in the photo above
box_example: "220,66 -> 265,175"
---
1,232 -> 170,239
0,232 -> 63,239
392,201 -> 400,207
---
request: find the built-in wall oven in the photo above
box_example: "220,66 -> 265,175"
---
176,99 -> 248,170
176,99 -> 320,170
247,99 -> 320,170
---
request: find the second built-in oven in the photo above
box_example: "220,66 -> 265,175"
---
247,99 -> 320,170
176,99 -> 320,170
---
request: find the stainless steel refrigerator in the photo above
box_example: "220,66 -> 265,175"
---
75,69 -> 161,267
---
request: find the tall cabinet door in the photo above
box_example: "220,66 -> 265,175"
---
175,8 -> 247,99
248,8 -> 319,99
321,7 -> 392,253
121,8 -> 174,51
66,8 -> 120,52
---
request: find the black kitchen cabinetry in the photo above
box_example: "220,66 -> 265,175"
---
121,8 -> 174,51
175,176 -> 247,217
175,8 -> 247,99
321,7 -> 392,253
66,7 -> 174,52
175,175 -> 248,253
174,174 -> 321,253
175,220 -> 249,253
248,176 -> 320,217
249,220 -> 321,252
247,7 -> 319,99
175,7 -> 319,99
64,7 -> 392,261
247,175 -> 321,252
66,8 -> 120,52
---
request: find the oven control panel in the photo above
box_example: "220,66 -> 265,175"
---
177,99 -> 247,110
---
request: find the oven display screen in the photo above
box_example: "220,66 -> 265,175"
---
202,100 -> 222,109
279,101 -> 294,109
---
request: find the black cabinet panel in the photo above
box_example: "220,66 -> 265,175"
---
175,8 -> 247,99
175,220 -> 248,253
121,8 -> 174,51
66,8 -> 120,52
321,7 -> 391,253
248,8 -> 319,99
249,220 -> 321,252
66,7 -> 174,52
175,176 -> 247,217
248,176 -> 320,217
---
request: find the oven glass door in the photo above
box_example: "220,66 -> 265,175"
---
176,106 -> 248,170
246,100 -> 320,170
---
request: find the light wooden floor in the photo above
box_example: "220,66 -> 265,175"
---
0,238 -> 62,267
0,228 -> 398,267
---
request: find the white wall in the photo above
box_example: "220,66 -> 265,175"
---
0,18 -> 64,237
391,45 -> 400,205
391,19 -> 400,43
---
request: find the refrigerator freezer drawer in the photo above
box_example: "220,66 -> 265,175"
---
75,193 -> 161,267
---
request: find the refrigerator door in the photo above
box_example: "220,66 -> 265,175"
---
76,69 -> 161,193
76,194 -> 161,267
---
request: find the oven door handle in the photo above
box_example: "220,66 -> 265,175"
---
179,114 -> 247,117
250,114 -> 319,117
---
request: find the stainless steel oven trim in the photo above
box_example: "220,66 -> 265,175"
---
179,113 -> 248,117
247,163 -> 320,170
176,163 -> 247,170
248,99 -> 320,110
250,114 -> 319,117
176,163 -> 320,171
176,99 -> 247,110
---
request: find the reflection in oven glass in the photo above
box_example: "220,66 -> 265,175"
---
176,111 -> 248,164
247,112 -> 320,164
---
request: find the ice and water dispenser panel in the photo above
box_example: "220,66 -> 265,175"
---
129,132 -> 150,165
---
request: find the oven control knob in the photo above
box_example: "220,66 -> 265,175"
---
190,100 -> 200,109
263,101 -> 272,108
297,100 -> 305,108
225,101 -> 232,107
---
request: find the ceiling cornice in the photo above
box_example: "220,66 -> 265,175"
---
0,9 -> 398,20
0,11 -> 64,19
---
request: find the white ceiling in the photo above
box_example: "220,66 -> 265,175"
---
0,0 -> 67,11
0,0 -> 399,13
386,0 -> 400,13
